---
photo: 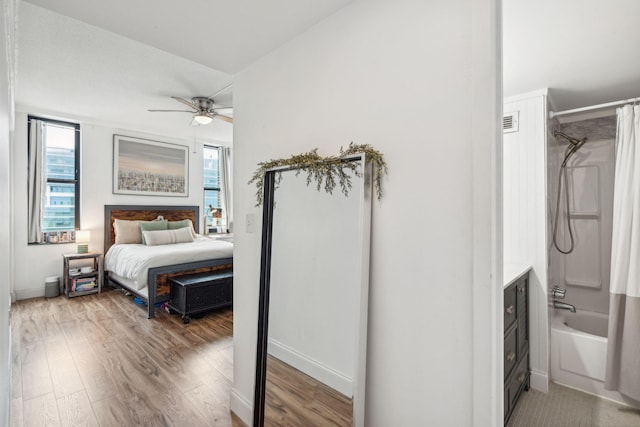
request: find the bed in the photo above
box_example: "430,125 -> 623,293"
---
104,205 -> 233,318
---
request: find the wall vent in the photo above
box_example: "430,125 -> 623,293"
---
503,111 -> 519,133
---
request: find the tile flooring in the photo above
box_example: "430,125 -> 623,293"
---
507,382 -> 640,427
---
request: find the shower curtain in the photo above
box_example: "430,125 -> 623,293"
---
605,105 -> 640,400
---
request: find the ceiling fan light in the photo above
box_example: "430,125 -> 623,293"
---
194,114 -> 213,125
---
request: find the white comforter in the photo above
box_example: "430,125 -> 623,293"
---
105,236 -> 233,291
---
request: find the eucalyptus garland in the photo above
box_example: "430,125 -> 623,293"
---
249,143 -> 388,206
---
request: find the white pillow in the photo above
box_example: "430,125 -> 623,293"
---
142,227 -> 195,246
114,219 -> 141,244
167,219 -> 198,238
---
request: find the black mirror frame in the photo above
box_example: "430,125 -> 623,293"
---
252,155 -> 371,427
253,169 -> 276,427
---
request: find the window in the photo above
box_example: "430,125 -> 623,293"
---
203,145 -> 221,229
28,116 -> 80,242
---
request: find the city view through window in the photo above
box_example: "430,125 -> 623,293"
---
43,124 -> 77,232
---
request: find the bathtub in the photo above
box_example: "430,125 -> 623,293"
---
550,310 -> 636,406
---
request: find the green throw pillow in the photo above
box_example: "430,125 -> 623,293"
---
139,221 -> 168,244
168,219 -> 191,230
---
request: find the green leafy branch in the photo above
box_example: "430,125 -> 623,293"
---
248,143 -> 388,206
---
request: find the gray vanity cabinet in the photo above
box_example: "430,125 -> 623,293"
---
504,272 -> 530,424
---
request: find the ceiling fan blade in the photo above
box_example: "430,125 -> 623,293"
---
171,96 -> 198,110
212,106 -> 232,112
215,114 -> 233,124
208,83 -> 233,100
148,109 -> 196,113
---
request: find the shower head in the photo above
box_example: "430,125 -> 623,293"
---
557,131 -> 588,167
555,131 -> 587,167
573,137 -> 587,152
554,131 -> 585,146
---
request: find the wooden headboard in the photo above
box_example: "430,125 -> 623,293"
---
104,205 -> 200,254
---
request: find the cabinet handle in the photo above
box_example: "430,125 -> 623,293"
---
519,287 -> 525,294
518,373 -> 526,383
506,305 -> 514,314
506,352 -> 516,362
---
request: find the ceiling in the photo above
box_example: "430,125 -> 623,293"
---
16,0 -> 353,143
22,0 -> 354,75
15,0 -> 640,142
503,0 -> 640,112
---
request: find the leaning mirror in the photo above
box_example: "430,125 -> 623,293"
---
253,155 -> 372,427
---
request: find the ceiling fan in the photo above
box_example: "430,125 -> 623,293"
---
148,96 -> 233,126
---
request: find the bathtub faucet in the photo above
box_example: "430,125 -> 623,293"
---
551,286 -> 566,299
553,300 -> 576,313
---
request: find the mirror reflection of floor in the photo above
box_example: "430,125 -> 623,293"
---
265,355 -> 353,426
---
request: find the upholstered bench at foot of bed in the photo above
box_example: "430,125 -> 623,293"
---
167,271 -> 233,323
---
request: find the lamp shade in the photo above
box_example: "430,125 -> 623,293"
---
194,114 -> 213,125
76,230 -> 91,243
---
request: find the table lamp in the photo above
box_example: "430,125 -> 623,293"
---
76,230 -> 90,254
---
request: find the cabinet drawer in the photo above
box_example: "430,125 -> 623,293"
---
504,285 -> 517,332
504,327 -> 517,379
509,353 -> 529,408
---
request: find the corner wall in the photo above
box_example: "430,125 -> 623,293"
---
231,1 -> 500,425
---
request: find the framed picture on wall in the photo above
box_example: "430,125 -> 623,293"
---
113,135 -> 189,197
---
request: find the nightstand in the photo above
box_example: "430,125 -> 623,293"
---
62,252 -> 103,297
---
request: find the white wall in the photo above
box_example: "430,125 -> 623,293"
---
231,1 -> 501,425
0,1 -> 16,425
11,110 -> 229,300
503,91 -> 549,392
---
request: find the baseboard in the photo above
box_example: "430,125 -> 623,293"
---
530,369 -> 549,393
230,388 -> 252,426
268,338 -> 352,397
14,288 -> 46,301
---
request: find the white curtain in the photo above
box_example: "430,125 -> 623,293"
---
605,105 -> 640,400
27,119 -> 46,243
220,147 -> 233,232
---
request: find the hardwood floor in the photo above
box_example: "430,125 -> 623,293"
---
264,355 -> 353,426
10,288 -> 245,427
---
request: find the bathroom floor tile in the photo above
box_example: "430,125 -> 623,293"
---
507,382 -> 640,427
